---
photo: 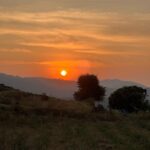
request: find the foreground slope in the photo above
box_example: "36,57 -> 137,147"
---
0,107 -> 150,150
0,84 -> 150,150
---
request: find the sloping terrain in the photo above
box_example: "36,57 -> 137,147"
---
0,84 -> 150,150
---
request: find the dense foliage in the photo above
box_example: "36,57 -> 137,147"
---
74,74 -> 105,101
109,86 -> 148,113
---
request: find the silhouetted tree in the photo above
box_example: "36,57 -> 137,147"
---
109,86 -> 148,113
74,74 -> 105,102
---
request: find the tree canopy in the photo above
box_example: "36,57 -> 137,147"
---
74,74 -> 105,101
109,86 -> 148,113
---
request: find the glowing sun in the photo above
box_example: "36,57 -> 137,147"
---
60,70 -> 68,77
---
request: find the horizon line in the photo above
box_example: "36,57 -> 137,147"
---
0,72 -> 149,87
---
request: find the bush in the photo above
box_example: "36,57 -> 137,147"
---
109,86 -> 148,113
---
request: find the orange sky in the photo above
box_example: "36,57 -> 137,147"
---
0,0 -> 150,86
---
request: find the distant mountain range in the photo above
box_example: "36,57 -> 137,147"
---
0,73 -> 149,101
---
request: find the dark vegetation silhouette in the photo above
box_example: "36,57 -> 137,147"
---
41,93 -> 49,101
0,84 -> 12,91
109,86 -> 149,113
74,74 -> 105,102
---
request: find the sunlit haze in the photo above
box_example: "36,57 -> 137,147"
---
60,70 -> 67,77
0,0 -> 150,86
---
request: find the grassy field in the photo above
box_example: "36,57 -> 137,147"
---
0,104 -> 150,150
0,85 -> 150,150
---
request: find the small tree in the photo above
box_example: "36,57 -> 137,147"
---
109,86 -> 148,113
74,74 -> 105,102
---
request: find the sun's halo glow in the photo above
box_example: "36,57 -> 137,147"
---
60,70 -> 67,77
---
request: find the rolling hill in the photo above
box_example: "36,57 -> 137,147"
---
0,73 -> 149,101
0,83 -> 150,150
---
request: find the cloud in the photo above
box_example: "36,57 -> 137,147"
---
0,10 -> 149,64
0,0 -> 150,85
0,0 -> 150,13
0,49 -> 32,53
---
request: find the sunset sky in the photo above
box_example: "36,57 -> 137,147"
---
0,0 -> 150,86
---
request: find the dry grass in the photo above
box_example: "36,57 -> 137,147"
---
0,110 -> 150,150
0,89 -> 150,150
